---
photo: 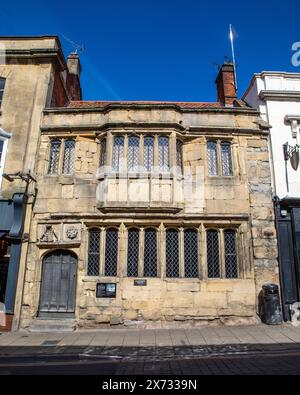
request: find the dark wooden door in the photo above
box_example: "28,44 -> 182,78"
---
39,251 -> 77,314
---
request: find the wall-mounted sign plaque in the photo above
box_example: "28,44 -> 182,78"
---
134,280 -> 147,287
96,283 -> 117,298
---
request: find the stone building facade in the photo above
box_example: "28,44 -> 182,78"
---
20,62 -> 279,330
0,36 -> 279,331
0,36 -> 81,331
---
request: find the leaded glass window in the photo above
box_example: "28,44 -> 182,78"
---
166,229 -> 179,278
128,136 -> 140,172
62,139 -> 75,175
105,229 -> 118,277
143,136 -> 154,172
184,229 -> 199,278
87,228 -> 100,276
0,78 -> 5,107
127,229 -> 139,277
207,230 -> 220,278
48,140 -> 61,175
207,141 -> 218,176
224,230 -> 238,278
112,136 -> 124,172
144,229 -> 157,277
99,138 -> 107,167
176,140 -> 183,174
158,136 -> 169,172
221,142 -> 233,176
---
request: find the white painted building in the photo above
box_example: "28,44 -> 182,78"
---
243,72 -> 300,322
243,72 -> 300,198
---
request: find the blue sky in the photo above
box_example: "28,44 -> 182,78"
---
0,0 -> 299,102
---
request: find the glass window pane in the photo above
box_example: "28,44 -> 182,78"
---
143,136 -> 154,172
158,136 -> 169,172
62,140 -> 75,175
87,229 -> 100,276
105,229 -> 118,277
166,229 -> 179,278
99,139 -> 107,167
127,229 -> 139,277
207,230 -> 220,278
144,229 -> 157,277
48,140 -> 61,175
207,142 -> 218,176
225,230 -> 238,278
176,140 -> 183,174
184,229 -> 199,278
221,142 -> 233,176
128,136 -> 140,172
112,136 -> 124,172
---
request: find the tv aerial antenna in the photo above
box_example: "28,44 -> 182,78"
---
62,34 -> 85,54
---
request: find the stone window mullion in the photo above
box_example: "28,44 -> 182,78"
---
119,224 -> 126,278
58,138 -> 65,175
170,132 -> 177,171
99,227 -> 106,276
159,223 -> 165,279
219,228 -> 225,278
198,225 -> 203,280
107,132 -> 113,168
124,135 -> 128,173
139,228 -> 144,277
201,225 -> 207,280
140,135 -> 144,171
179,227 -> 185,278
123,226 -> 129,277
217,140 -> 222,177
154,135 -> 159,169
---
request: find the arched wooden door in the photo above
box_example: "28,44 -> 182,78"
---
39,251 -> 77,316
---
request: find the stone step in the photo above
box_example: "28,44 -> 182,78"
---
29,319 -> 76,333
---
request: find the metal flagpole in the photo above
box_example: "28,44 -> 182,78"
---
230,24 -> 238,92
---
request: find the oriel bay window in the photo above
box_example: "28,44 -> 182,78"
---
48,138 -> 76,175
207,140 -> 233,177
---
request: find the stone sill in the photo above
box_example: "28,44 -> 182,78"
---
97,204 -> 184,213
83,277 -> 120,283
82,277 -> 244,283
97,172 -> 184,181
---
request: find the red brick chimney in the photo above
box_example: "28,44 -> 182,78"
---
66,52 -> 82,101
215,63 -> 237,107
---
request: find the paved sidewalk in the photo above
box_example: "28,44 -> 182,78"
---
0,323 -> 300,355
1,324 -> 300,375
